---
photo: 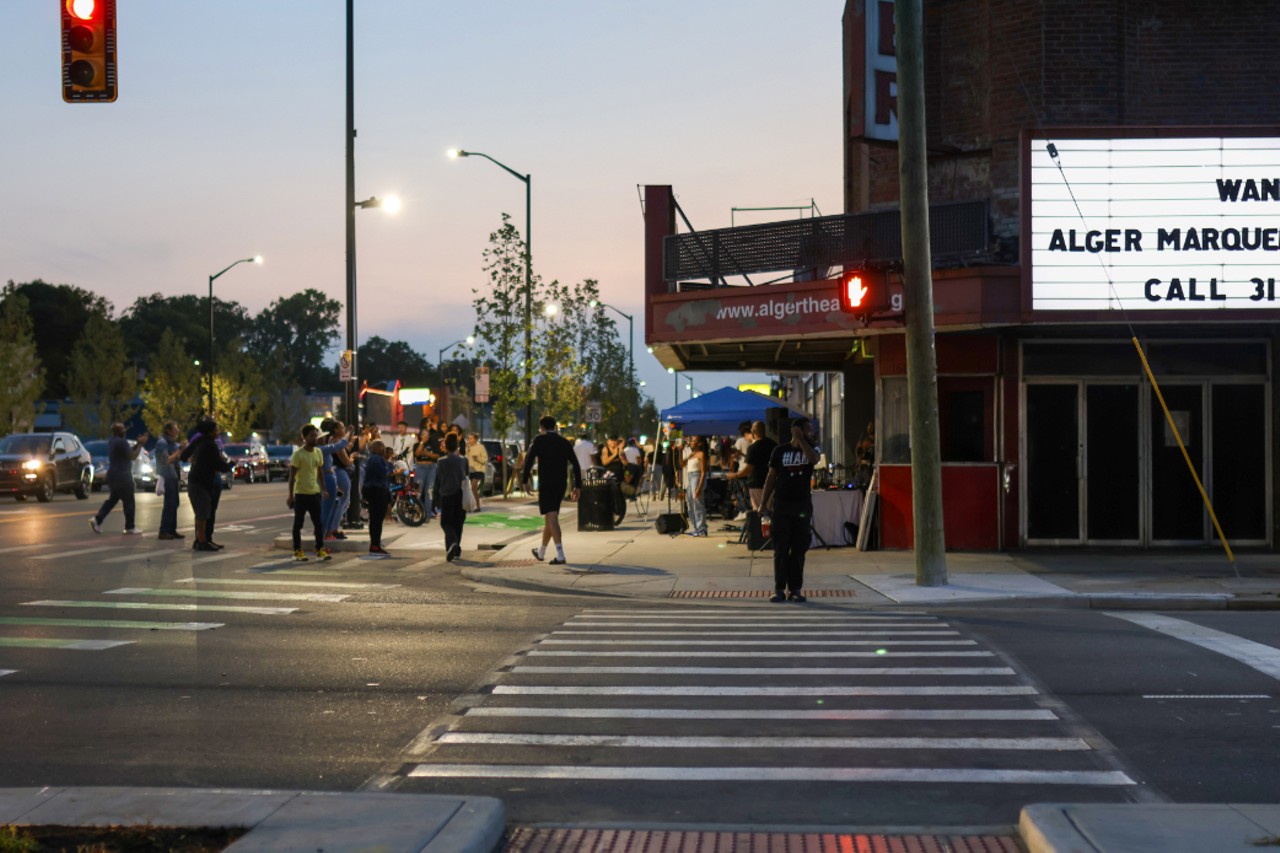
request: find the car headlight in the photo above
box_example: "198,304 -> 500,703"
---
140,463 -> 153,474
22,459 -> 42,471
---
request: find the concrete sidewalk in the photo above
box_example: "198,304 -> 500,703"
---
0,787 -> 504,852
449,508 -> 1280,609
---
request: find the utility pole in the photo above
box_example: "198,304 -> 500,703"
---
895,0 -> 948,586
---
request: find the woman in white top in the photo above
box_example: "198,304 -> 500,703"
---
684,435 -> 709,536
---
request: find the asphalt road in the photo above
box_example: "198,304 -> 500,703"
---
1,484 -> 1278,830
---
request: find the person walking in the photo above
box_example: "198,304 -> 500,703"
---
434,433 -> 470,562
523,416 -> 582,566
89,422 -> 148,535
684,435 -> 709,536
287,423 -> 330,562
361,438 -> 391,557
465,432 -> 488,511
153,421 -> 186,540
180,418 -> 230,551
759,417 -> 820,603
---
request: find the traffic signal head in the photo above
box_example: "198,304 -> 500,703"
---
837,269 -> 895,316
62,0 -> 117,103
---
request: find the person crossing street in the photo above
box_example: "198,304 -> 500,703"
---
523,416 -> 583,566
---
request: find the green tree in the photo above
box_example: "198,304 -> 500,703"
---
63,314 -> 138,438
6,279 -> 112,398
212,340 -> 265,441
248,289 -> 342,390
0,290 -> 45,434
535,278 -> 590,428
357,336 -> 437,387
120,293 -> 252,369
473,214 -> 537,442
140,329 -> 203,436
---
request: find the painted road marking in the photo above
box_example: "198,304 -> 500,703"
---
23,600 -> 298,616
190,552 -> 247,564
437,733 -> 1090,751
32,546 -> 122,560
509,666 -> 1015,676
578,609 -> 935,617
570,614 -> 940,621
491,686 -> 1039,697
0,669 -> 15,678
1107,612 -> 1280,682
0,510 -> 94,525
551,631 -> 961,637
1143,694 -> 1271,699
174,578 -> 399,590
0,637 -> 133,650
0,544 -> 47,555
104,588 -> 349,603
408,765 -> 1135,785
464,707 -> 1060,721
524,650 -> 994,658
538,639 -> 978,646
566,621 -> 945,628
0,616 -> 222,631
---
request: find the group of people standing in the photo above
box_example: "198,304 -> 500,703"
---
90,417 -> 235,553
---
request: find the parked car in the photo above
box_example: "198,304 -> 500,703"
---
480,439 -> 521,497
223,443 -> 270,483
265,445 -> 294,481
83,439 -> 156,492
0,432 -> 93,502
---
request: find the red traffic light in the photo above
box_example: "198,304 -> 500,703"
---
67,0 -> 95,20
61,0 -> 116,103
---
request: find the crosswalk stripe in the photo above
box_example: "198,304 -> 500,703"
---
174,578 -> 399,590
538,639 -> 978,646
525,650 -> 994,658
509,666 -> 1016,676
0,637 -> 133,650
190,552 -> 247,564
32,546 -> 121,560
0,669 -> 16,677
104,588 -> 349,603
552,631 -> 961,637
0,544 -> 48,555
578,610 -> 935,618
0,616 -> 222,631
438,733 -> 1090,750
1107,612 -> 1280,681
465,707 -> 1060,721
492,686 -> 1038,696
570,614 -> 941,621
407,765 -> 1136,785
566,621 -> 944,628
23,600 -> 298,616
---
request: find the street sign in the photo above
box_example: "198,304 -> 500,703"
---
474,366 -> 490,403
585,400 -> 602,423
338,350 -> 353,382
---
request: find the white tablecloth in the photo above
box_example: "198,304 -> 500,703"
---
810,490 -> 864,547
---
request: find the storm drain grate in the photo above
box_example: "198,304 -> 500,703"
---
506,827 -> 1021,852
669,589 -> 857,599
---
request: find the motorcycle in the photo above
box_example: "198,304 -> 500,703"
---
389,468 -> 426,527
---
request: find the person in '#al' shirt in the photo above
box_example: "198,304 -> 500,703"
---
760,417 -> 819,604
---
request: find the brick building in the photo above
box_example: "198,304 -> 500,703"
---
643,0 -> 1280,550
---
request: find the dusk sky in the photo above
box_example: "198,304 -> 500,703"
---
3,1 -> 844,411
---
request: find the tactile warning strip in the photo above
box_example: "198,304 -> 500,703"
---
506,827 -> 1022,852
669,589 -> 857,599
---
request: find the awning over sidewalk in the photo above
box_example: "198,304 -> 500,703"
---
659,387 -> 810,435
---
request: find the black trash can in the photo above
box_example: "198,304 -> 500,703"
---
578,482 -> 618,531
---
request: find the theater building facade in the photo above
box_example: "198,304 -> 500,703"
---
642,0 -> 1280,550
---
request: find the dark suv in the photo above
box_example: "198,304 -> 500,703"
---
0,432 -> 93,502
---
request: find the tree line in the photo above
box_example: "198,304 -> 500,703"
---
1,243 -> 656,443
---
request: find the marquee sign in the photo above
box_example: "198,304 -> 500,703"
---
1029,135 -> 1280,311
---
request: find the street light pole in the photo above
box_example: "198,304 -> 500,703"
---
448,149 -> 532,448
438,336 -> 475,393
345,0 -> 357,433
207,256 -> 261,416
592,300 -> 636,433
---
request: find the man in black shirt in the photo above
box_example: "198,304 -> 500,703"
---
522,415 -> 583,566
760,417 -> 819,603
732,420 -> 776,512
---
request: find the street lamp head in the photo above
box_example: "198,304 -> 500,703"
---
466,335 -> 475,345
253,255 -> 264,265
544,303 -> 558,317
447,148 -> 470,159
588,299 -> 598,308
667,367 -> 675,374
382,195 -> 402,215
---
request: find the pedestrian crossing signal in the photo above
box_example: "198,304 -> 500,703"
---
838,270 -> 897,317
840,273 -> 870,312
62,0 -> 117,103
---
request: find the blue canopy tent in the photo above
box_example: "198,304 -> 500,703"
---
659,387 -> 812,436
